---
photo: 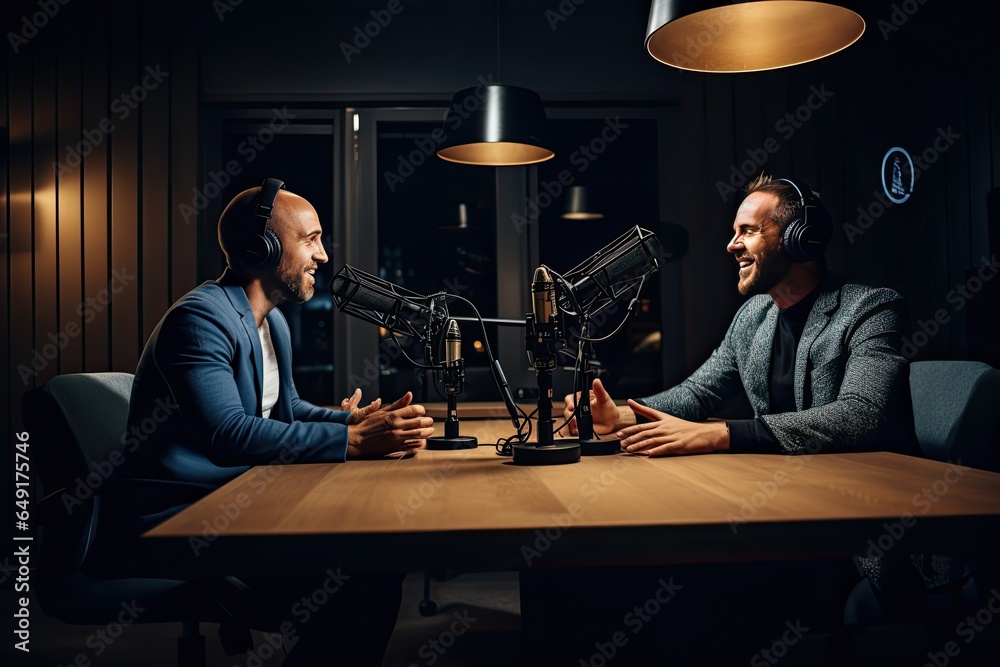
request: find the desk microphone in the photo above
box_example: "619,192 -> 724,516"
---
443,318 -> 463,388
426,319 -> 477,450
531,265 -> 558,368
515,266 -> 580,465
527,266 -> 565,376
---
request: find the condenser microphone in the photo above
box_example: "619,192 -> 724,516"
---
532,266 -> 557,327
516,265 -> 579,464
427,318 -> 478,450
558,226 -> 662,318
528,266 -> 560,371
331,265 -> 448,339
442,318 -> 463,393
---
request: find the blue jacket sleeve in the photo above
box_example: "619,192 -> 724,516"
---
154,304 -> 349,466
289,386 -> 351,424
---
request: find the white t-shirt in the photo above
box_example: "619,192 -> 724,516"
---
258,318 -> 280,418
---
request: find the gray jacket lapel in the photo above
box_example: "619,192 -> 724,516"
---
794,286 -> 841,409
746,306 -> 778,415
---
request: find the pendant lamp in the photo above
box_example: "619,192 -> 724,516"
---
562,186 -> 604,220
437,1 -> 554,166
437,85 -> 554,166
645,0 -> 865,73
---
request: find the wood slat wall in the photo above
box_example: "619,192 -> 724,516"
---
2,0 -> 198,453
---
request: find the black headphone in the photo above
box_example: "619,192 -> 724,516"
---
241,178 -> 285,271
773,177 -> 832,263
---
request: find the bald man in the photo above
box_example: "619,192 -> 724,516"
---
101,181 -> 432,665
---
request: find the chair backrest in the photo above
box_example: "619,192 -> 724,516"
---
21,373 -> 135,599
909,361 -> 1000,472
22,373 -> 237,634
45,372 -> 134,464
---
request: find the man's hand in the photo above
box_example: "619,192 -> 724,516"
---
616,400 -> 730,457
341,388 -> 382,425
346,391 -> 435,458
562,378 -> 634,436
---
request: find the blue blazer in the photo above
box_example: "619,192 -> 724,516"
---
116,270 -> 350,530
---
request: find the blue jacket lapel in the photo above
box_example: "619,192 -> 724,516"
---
266,310 -> 295,421
217,272 -> 264,415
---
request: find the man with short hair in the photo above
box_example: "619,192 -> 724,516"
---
565,172 -> 915,456
106,180 -> 434,665
553,173 -> 917,663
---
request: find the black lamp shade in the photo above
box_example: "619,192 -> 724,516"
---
437,85 -> 554,166
563,186 -> 604,220
646,0 -> 865,73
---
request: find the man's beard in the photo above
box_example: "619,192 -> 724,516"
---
276,265 -> 314,304
738,244 -> 790,297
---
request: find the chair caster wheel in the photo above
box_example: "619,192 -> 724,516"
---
419,600 -> 438,617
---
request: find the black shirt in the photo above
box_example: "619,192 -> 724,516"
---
726,285 -> 822,453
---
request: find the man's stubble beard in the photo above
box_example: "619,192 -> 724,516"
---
739,243 -> 791,297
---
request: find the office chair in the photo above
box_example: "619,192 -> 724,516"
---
22,373 -> 253,667
840,361 -> 1000,661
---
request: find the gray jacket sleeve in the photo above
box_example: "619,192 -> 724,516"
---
637,301 -> 751,420
636,284 -> 913,455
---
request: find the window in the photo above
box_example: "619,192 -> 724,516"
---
535,115 -> 663,398
202,106 -> 672,408
202,111 -> 340,404
374,118 -> 500,400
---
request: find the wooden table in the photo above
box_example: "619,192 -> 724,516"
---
144,414 -> 1000,577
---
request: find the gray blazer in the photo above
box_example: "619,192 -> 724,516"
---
639,277 -> 915,453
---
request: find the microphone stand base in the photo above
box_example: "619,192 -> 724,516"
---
511,441 -> 581,465
426,436 -> 479,450
579,437 -> 621,456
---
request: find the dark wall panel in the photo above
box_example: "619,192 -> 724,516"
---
9,23 -> 34,415
109,1 -> 140,370
2,0 -> 199,444
968,82 -> 993,262
33,32 -> 58,387
141,0 -> 171,342
197,0 -> 677,103
56,15 -> 83,378
0,46 -> 8,441
170,0 -> 199,301
81,0 -> 110,374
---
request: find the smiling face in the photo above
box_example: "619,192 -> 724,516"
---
269,193 -> 328,304
726,191 -> 792,297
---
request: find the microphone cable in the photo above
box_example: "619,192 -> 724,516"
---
445,293 -> 531,454
551,274 -> 650,438
497,407 -> 534,456
575,275 -> 647,344
388,331 -> 436,370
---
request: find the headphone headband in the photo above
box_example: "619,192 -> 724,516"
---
773,177 -> 811,207
771,177 -> 830,263
256,178 -> 285,224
